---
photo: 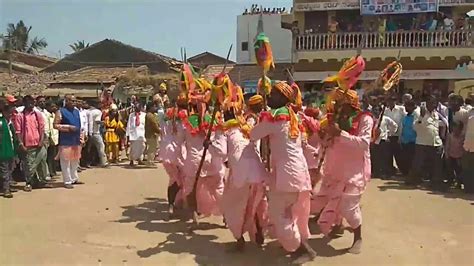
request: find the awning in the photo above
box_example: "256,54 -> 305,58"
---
294,69 -> 474,82
42,88 -> 101,98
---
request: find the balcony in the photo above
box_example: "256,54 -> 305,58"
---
296,30 -> 473,51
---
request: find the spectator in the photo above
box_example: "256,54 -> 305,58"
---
443,14 -> 454,31
386,16 -> 398,32
0,103 -> 17,198
54,94 -> 82,189
448,94 -> 469,134
45,101 -> 59,178
14,95 -> 49,191
384,96 -> 405,175
36,96 -> 51,180
462,108 -> 474,193
328,16 -> 339,48
145,104 -> 161,166
87,101 -> 108,167
464,93 -> 473,111
407,96 -> 445,190
445,121 -> 464,187
127,102 -> 146,167
104,104 -> 124,163
373,107 -> 398,179
398,100 -> 418,176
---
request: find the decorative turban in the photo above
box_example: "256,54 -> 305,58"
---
159,82 -> 167,92
273,81 -> 301,139
326,87 -> 360,113
248,95 -> 263,106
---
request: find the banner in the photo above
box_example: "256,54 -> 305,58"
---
294,1 -> 360,11
360,0 -> 439,15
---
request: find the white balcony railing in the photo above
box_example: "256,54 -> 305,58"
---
295,30 -> 474,51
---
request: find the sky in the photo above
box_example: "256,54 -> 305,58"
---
0,0 -> 292,60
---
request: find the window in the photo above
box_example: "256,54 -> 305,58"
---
241,41 -> 248,51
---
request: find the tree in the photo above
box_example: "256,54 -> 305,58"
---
69,40 -> 90,52
2,20 -> 48,54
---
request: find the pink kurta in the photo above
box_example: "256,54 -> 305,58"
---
158,119 -> 186,205
301,114 -> 320,169
220,127 -> 269,241
177,127 -> 224,217
250,118 -> 311,252
311,114 -> 373,235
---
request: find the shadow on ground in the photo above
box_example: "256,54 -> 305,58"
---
377,179 -> 474,202
117,197 -> 349,265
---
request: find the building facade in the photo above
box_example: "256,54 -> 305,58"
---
289,0 -> 474,98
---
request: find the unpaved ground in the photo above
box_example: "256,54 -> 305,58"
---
1,164 -> 473,266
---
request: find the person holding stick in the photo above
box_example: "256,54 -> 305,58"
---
249,81 -> 316,264
178,80 -> 224,224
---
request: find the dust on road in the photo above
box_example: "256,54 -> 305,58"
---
1,165 -> 473,265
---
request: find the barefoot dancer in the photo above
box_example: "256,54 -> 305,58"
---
311,88 -> 373,254
250,81 -> 316,262
218,84 -> 269,251
158,93 -> 188,215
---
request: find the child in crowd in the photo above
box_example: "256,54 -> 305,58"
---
445,121 -> 464,188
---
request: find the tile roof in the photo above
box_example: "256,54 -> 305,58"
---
202,63 -> 292,84
48,65 -> 149,84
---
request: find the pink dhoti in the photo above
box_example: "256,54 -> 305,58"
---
268,190 -> 311,252
162,162 -> 185,206
221,183 -> 269,241
311,180 -> 363,235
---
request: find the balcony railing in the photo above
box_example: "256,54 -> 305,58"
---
295,30 -> 473,51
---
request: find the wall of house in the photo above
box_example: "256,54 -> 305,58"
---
236,13 -> 292,64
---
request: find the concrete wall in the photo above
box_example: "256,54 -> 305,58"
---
236,14 -> 292,64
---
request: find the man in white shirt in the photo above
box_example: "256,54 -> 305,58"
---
45,101 -> 59,178
127,103 -> 146,167
462,109 -> 474,193
373,113 -> 398,179
407,96 -> 445,190
87,101 -> 107,167
384,96 -> 405,175
36,96 -> 51,180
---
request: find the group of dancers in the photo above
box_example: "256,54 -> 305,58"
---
156,54 -> 395,263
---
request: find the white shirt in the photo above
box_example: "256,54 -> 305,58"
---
463,110 -> 474,152
374,115 -> 398,144
126,112 -> 146,141
37,107 -> 51,137
384,105 -> 405,136
443,18 -> 454,31
78,108 -> 89,136
414,111 -> 443,147
453,107 -> 470,135
87,108 -> 102,135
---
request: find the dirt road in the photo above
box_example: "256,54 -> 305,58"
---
1,165 -> 473,265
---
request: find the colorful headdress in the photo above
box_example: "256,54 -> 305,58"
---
376,61 -> 403,91
325,87 -> 360,114
257,76 -> 272,96
254,32 -> 275,72
324,56 -> 366,92
159,82 -> 167,92
273,81 -> 301,139
179,63 -> 197,94
248,95 -> 263,106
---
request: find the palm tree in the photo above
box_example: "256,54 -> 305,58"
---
69,40 -> 89,52
2,20 -> 47,54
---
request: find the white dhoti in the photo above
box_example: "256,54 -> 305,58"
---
57,146 -> 81,185
130,139 -> 146,161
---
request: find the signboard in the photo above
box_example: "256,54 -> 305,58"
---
360,0 -> 439,15
294,69 -> 474,81
293,0 -> 470,12
294,0 -> 360,11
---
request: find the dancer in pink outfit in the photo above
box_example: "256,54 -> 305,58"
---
216,88 -> 269,251
311,88 -> 373,254
176,95 -> 224,224
158,94 -> 188,216
250,81 -> 316,263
